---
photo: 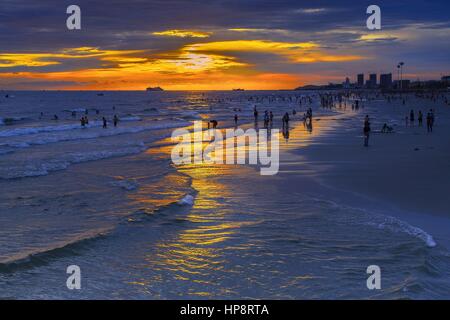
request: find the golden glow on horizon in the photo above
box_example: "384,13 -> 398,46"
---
152,29 -> 212,38
0,39 -> 365,90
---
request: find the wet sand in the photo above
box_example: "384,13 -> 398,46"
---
291,94 -> 450,248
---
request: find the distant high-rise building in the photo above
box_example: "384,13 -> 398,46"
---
369,74 -> 377,88
357,74 -> 364,87
380,73 -> 393,88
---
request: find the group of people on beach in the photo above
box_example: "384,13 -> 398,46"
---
80,115 -> 119,128
405,109 -> 435,132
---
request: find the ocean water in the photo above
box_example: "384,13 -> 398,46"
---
0,91 -> 449,299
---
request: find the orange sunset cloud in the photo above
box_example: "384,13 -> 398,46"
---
0,38 -> 365,90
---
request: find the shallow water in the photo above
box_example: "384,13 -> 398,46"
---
1,91 -> 449,299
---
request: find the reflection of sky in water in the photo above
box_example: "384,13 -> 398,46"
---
129,107 -> 349,297
142,164 -> 256,297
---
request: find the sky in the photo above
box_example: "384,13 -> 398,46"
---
0,0 -> 449,90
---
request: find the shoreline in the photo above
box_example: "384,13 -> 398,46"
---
285,95 -> 450,249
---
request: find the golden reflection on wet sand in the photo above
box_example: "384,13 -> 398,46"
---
145,163 -> 254,297
128,109 -> 349,297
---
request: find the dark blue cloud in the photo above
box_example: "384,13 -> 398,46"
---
0,0 -> 448,51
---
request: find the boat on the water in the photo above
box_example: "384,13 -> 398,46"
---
146,86 -> 164,92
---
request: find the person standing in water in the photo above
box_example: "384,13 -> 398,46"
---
363,115 -> 371,147
264,111 -> 269,128
102,117 -> 107,129
234,114 -> 238,126
427,109 -> 435,133
282,112 -> 290,129
430,109 -> 434,132
410,110 -> 415,126
418,111 -> 423,127
113,115 -> 119,127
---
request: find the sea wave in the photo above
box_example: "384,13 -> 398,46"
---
0,121 -> 104,137
0,120 -> 190,150
0,117 -> 30,126
308,196 -> 437,248
0,143 -> 148,179
0,191 -> 196,272
0,228 -> 112,273
110,178 -> 140,191
178,194 -> 195,206
365,216 -> 437,248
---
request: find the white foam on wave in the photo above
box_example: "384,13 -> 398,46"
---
65,108 -> 86,113
179,111 -> 201,120
0,121 -> 103,137
0,144 -> 147,180
0,120 -> 190,149
308,196 -> 437,248
366,216 -> 437,248
0,115 -> 147,138
121,115 -> 142,122
178,194 -> 195,206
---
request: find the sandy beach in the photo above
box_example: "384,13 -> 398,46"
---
292,94 -> 450,248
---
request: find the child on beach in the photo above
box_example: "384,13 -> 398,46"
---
382,123 -> 394,133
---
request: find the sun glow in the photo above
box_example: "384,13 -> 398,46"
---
0,38 -> 365,90
152,30 -> 212,38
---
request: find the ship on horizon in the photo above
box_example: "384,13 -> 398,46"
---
146,86 -> 164,92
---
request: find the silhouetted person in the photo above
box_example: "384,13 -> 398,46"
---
282,112 -> 290,129
364,115 -> 371,147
